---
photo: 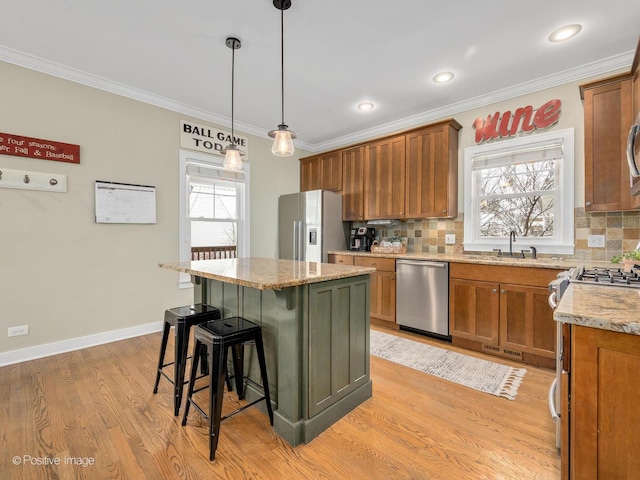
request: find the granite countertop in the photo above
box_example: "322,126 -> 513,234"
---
329,250 -> 614,270
554,283 -> 640,335
159,257 -> 376,291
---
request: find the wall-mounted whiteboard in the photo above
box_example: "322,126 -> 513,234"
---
95,181 -> 156,224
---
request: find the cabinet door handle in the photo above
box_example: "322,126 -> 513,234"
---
390,276 -> 395,280
492,288 -> 497,293
501,289 -> 506,294
585,201 -> 592,207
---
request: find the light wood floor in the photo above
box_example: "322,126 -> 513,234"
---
1,326 -> 560,479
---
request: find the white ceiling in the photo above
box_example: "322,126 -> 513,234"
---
1,1 -> 639,152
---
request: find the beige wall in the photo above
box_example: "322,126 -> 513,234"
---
1,58 -> 631,362
0,61 -> 304,360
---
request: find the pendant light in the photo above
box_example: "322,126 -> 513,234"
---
221,36 -> 244,170
268,0 -> 297,156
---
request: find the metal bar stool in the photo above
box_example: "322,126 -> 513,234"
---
152,304 -> 221,416
181,316 -> 274,461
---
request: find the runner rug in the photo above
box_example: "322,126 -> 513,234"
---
370,330 -> 526,400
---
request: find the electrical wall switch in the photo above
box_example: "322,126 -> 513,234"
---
587,235 -> 605,248
8,325 -> 29,337
445,234 -> 456,245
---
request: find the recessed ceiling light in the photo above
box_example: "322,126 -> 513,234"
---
433,71 -> 454,83
357,102 -> 375,111
548,24 -> 582,43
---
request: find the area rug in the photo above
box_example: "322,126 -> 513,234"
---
370,330 -> 526,400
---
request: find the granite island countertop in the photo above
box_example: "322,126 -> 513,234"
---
159,257 -> 376,291
554,283 -> 640,335
329,250 -> 617,270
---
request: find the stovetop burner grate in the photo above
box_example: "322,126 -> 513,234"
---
572,265 -> 640,288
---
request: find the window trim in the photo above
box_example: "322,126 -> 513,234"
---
463,128 -> 574,255
178,150 -> 250,288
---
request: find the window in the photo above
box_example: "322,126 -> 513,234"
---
178,150 -> 250,287
463,128 -> 574,255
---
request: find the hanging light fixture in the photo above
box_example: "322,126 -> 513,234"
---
221,36 -> 245,170
268,0 -> 297,156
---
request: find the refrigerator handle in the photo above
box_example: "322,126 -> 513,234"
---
293,221 -> 298,261
298,221 -> 304,261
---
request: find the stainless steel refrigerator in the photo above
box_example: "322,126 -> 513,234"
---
278,190 -> 345,263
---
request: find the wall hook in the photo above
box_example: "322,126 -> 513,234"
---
24,174 -> 30,184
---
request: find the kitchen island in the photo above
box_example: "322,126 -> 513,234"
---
159,257 -> 375,446
554,283 -> 640,479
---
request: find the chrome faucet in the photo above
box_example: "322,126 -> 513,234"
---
509,230 -> 516,256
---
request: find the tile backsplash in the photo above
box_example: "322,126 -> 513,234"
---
354,209 -> 640,261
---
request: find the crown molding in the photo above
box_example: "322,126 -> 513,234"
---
0,45 -> 631,154
310,50 -> 635,152
0,45 -> 315,152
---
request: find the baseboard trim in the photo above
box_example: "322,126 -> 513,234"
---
0,321 -> 163,367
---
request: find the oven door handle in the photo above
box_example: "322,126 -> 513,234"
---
548,291 -> 557,309
548,377 -> 560,420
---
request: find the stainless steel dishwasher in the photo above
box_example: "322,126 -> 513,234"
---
396,259 -> 450,340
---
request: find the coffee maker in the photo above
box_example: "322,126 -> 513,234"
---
350,227 -> 376,251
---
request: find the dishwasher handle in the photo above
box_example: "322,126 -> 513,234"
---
397,260 -> 448,268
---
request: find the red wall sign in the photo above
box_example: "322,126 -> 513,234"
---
473,99 -> 562,144
0,132 -> 80,164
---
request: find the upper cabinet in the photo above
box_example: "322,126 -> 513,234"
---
581,74 -> 640,211
405,120 -> 461,219
299,118 -> 461,221
364,135 -> 406,219
342,146 -> 365,221
300,151 -> 343,192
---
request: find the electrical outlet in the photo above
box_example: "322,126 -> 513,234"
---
445,234 -> 456,245
587,235 -> 605,248
8,325 -> 29,337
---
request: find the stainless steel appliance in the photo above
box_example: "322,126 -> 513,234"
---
627,112 -> 640,180
350,227 -> 376,251
278,189 -> 345,263
547,270 -> 571,449
547,264 -> 640,448
396,259 -> 450,340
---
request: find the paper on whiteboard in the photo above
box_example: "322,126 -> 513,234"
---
95,181 -> 156,224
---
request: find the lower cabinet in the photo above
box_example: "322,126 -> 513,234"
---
565,325 -> 640,479
328,254 -> 396,326
449,263 -> 561,368
354,256 -> 396,325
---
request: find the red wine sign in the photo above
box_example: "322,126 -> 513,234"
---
473,99 -> 562,144
0,132 -> 80,164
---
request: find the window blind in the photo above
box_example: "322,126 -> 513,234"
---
471,140 -> 564,171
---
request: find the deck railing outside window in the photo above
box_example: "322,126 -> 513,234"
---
191,246 -> 237,260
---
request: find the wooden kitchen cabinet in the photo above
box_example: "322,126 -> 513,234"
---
327,254 -> 354,265
449,278 -> 500,345
364,135 -> 406,219
449,263 -> 561,367
300,151 -> 343,192
353,256 -> 396,325
341,146 -> 365,221
581,73 -> 640,211
499,284 -> 556,359
566,325 -> 640,479
300,156 -> 321,192
405,120 -> 461,219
